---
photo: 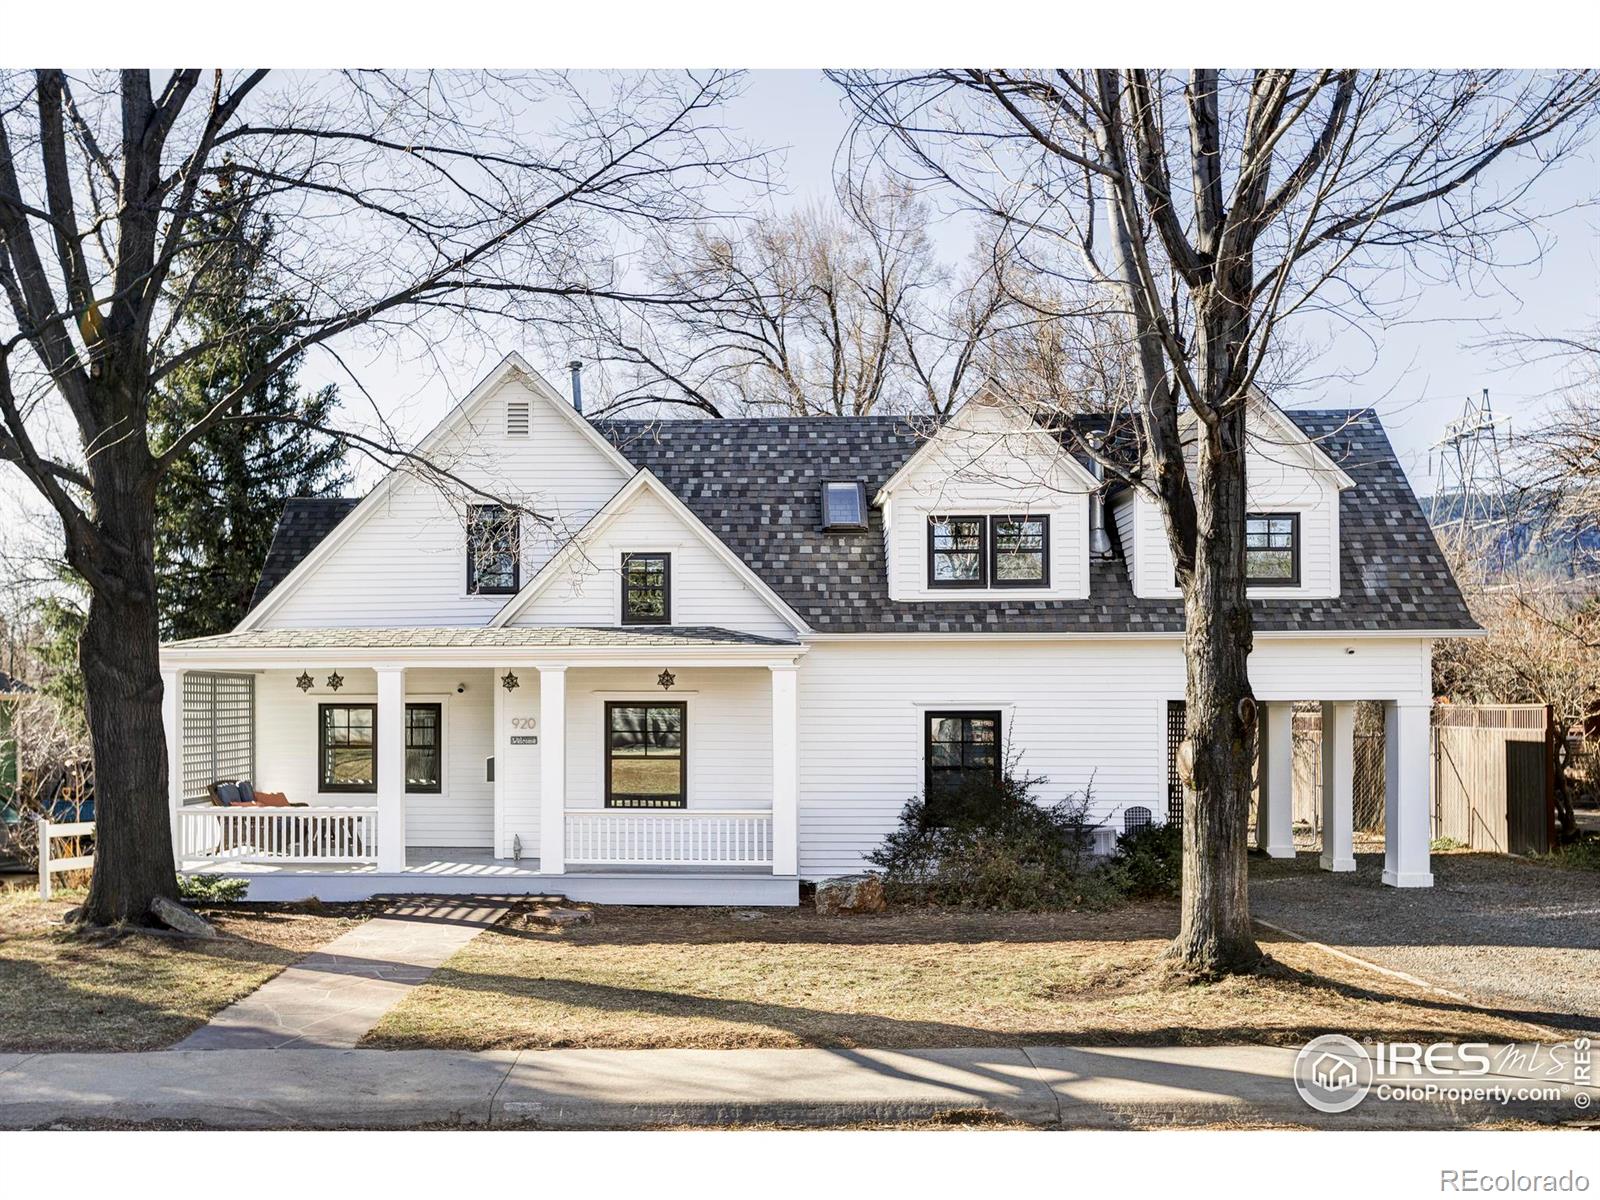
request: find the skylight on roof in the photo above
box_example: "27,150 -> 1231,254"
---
821,481 -> 868,531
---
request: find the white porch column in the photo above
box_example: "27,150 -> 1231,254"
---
161,668 -> 183,863
1320,700 -> 1356,872
539,665 -> 567,874
1257,701 -> 1295,858
375,665 -> 407,873
770,664 -> 799,877
1383,699 -> 1435,888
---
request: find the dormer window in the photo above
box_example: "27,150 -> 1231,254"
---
928,515 -> 1051,589
928,516 -> 987,588
466,505 -> 519,595
1246,512 -> 1299,585
622,553 -> 671,624
991,515 -> 1050,587
821,481 -> 868,531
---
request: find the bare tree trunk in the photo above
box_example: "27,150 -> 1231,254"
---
75,435 -> 176,925
1165,402 -> 1264,978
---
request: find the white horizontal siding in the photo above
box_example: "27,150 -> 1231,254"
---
260,379 -> 631,628
251,667 -> 494,846
793,636 -> 1431,877
1131,433 -> 1341,600
509,487 -> 797,638
492,666 -> 774,859
882,403 -> 1092,602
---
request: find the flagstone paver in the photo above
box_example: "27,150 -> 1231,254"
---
174,898 -> 508,1050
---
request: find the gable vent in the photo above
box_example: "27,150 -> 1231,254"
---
506,399 -> 530,438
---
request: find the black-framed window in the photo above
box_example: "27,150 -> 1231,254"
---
466,504 -> 520,595
605,701 -> 686,808
1245,512 -> 1300,586
405,703 -> 442,794
990,515 -> 1050,587
320,703 -> 376,793
621,552 -> 671,624
928,516 -> 987,587
924,710 -> 1002,802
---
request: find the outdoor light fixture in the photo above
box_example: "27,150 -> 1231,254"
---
657,669 -> 676,691
295,671 -> 314,692
325,671 -> 344,691
501,671 -> 520,692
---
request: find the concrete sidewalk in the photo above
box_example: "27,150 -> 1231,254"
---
1,1045 -> 1594,1129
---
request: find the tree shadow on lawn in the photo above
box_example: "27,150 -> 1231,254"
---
0,905 -> 371,1053
486,900 -> 1187,949
363,933 -> 1562,1052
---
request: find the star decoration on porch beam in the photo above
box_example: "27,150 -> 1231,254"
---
501,671 -> 520,692
295,671 -> 314,693
657,669 -> 676,691
326,671 -> 344,692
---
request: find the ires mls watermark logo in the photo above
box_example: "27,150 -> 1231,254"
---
1293,1035 -> 1593,1114
1294,1034 -> 1374,1113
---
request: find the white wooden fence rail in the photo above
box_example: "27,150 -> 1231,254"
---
37,817 -> 94,900
175,805 -> 379,865
565,809 -> 773,866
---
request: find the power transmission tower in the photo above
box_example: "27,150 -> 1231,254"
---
1429,389 -> 1512,583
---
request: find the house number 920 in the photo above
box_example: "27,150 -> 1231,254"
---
511,717 -> 537,730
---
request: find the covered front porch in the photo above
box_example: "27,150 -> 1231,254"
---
159,626 -> 805,904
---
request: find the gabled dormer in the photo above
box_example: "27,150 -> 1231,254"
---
1111,391 -> 1357,600
873,391 -> 1099,602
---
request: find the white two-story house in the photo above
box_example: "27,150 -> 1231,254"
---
158,353 -> 1476,904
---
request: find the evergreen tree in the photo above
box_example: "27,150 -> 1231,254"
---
34,184 -> 349,709
153,186 -> 349,641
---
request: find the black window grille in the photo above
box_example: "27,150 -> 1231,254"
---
1166,700 -> 1188,824
621,553 -> 671,624
467,505 -> 520,594
606,701 -> 686,808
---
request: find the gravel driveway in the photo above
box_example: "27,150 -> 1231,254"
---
1249,852 -> 1600,1035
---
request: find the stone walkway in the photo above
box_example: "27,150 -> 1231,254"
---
175,898 -> 508,1050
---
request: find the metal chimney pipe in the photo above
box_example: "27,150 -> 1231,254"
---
568,360 -> 584,414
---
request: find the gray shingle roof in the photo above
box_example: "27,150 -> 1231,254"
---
250,497 -> 360,610
169,626 -> 798,651
595,409 -> 1474,634
244,409 -> 1474,636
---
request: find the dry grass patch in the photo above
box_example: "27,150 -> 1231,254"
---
365,901 -> 1557,1051
0,885 -> 370,1052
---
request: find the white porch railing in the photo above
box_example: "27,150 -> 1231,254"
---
565,809 -> 773,867
176,805 -> 379,865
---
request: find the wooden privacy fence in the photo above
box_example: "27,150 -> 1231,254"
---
1271,703 -> 1555,854
1291,709 -> 1386,834
1432,704 -> 1555,854
36,816 -> 93,900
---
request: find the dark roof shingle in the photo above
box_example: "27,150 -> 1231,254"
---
245,409 -> 1473,635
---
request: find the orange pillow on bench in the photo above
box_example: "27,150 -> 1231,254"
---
252,791 -> 291,806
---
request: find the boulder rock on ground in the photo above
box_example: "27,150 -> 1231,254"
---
814,874 -> 886,916
150,896 -> 218,939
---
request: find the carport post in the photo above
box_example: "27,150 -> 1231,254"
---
1319,701 -> 1356,872
1382,700 -> 1434,887
1257,702 -> 1295,858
